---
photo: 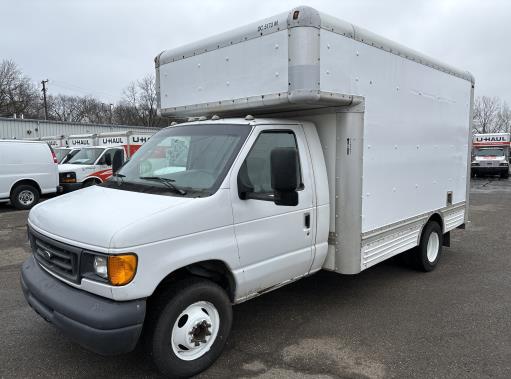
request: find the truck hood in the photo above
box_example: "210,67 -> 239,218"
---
58,163 -> 91,173
28,186 -> 232,250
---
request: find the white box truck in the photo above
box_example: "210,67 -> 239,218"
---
21,7 -> 473,378
471,133 -> 510,178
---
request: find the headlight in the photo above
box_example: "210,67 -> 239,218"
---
499,162 -> 509,167
93,256 -> 108,278
85,253 -> 137,286
471,163 -> 479,167
60,172 -> 76,183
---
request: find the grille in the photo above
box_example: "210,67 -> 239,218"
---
29,228 -> 81,283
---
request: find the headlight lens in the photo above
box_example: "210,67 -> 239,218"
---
60,172 -> 76,183
499,162 -> 509,166
93,256 -> 108,278
108,254 -> 137,286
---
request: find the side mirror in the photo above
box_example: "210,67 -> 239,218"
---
270,147 -> 299,206
104,154 -> 112,166
112,150 -> 123,174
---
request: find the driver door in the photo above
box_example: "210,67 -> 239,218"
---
230,124 -> 315,298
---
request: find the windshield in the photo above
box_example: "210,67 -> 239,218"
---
61,148 -> 80,164
106,123 -> 251,196
55,148 -> 70,163
476,148 -> 504,157
67,148 -> 104,165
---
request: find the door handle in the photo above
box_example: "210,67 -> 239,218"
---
304,212 -> 310,229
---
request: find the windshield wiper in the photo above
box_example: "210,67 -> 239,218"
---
139,176 -> 187,195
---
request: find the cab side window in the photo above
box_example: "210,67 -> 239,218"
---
238,131 -> 302,200
99,149 -> 123,166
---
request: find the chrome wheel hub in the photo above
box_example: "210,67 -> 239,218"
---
426,231 -> 440,263
171,301 -> 219,361
18,190 -> 35,206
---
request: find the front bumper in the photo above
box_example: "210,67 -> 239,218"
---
471,166 -> 508,175
60,182 -> 83,192
21,255 -> 146,355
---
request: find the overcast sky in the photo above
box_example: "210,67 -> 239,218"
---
2,0 -> 510,105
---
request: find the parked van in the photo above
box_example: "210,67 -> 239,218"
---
21,7 -> 473,378
54,147 -> 80,164
58,146 -> 126,191
0,140 -> 59,209
58,131 -> 152,191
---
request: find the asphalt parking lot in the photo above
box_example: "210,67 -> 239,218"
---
1,178 -> 511,379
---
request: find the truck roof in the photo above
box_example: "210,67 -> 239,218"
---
0,139 -> 48,144
165,117 -> 301,129
155,6 -> 474,118
156,6 -> 473,83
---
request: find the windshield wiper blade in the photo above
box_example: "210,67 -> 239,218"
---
139,176 -> 187,195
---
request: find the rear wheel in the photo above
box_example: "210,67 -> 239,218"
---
147,278 -> 232,378
501,170 -> 509,179
10,184 -> 40,210
411,221 -> 443,272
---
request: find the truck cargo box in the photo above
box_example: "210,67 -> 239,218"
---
156,6 -> 473,117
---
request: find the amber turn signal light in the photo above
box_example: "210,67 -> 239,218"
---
108,254 -> 137,286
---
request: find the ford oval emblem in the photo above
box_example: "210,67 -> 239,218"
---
43,250 -> 52,260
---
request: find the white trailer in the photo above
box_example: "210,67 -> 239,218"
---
68,133 -> 97,147
97,131 -> 152,157
40,135 -> 68,148
22,7 -> 473,378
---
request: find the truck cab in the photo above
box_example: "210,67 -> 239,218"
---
58,146 -> 126,191
58,131 -> 152,191
471,133 -> 510,178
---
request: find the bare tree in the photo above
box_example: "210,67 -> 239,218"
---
0,59 -> 39,117
495,101 -> 511,134
474,96 -> 511,134
118,74 -> 166,127
0,59 -> 169,127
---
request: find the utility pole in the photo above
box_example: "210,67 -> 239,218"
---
41,79 -> 49,120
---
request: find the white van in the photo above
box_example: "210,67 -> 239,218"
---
0,140 -> 59,209
21,7 -> 473,378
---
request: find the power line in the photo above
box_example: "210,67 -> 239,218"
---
49,79 -> 119,101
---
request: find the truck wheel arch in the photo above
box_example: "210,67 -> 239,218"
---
10,179 -> 42,197
83,177 -> 102,186
151,260 -> 237,303
418,213 -> 444,243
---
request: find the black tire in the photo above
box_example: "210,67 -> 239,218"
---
83,178 -> 100,187
10,184 -> 40,210
501,171 -> 509,179
411,221 -> 443,272
147,278 -> 232,378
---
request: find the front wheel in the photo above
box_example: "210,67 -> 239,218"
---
148,278 -> 232,378
411,221 -> 443,272
10,184 -> 40,210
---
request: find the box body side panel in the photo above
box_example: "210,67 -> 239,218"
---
159,30 -> 289,110
320,30 -> 471,233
